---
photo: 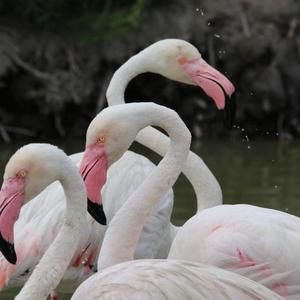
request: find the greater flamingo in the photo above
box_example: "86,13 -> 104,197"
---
0,38 -> 234,294
0,144 -> 87,299
105,38 -> 234,214
71,102 -> 281,300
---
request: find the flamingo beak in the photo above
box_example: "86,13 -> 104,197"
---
0,177 -> 25,264
180,57 -> 236,127
80,144 -> 108,225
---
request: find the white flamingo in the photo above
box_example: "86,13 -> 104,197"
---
0,144 -> 87,300
0,39 -> 233,294
71,102 -> 281,300
104,38 -> 234,217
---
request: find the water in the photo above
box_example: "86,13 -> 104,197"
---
1,139 -> 300,299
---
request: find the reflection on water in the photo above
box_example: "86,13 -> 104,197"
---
1,139 -> 300,299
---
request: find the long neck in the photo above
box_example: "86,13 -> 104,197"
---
16,162 -> 87,300
106,54 -> 146,106
106,53 -> 222,211
98,104 -> 191,270
136,128 -> 222,211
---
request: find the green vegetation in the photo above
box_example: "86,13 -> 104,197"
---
0,0 -> 146,40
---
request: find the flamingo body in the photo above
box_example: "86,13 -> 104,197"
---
71,259 -> 282,300
168,204 -> 300,299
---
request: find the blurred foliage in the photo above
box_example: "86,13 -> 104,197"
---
0,0 -> 300,142
0,0 -> 146,40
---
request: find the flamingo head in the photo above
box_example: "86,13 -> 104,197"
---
142,39 -> 235,127
0,144 -> 69,264
80,104 -> 148,225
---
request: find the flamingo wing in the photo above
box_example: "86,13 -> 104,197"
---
168,204 -> 300,299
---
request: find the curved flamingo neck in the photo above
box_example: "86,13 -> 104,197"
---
136,127 -> 222,211
16,159 -> 87,300
106,54 -> 146,107
106,49 -> 222,213
98,103 -> 191,270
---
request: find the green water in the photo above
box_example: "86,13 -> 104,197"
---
1,139 -> 300,299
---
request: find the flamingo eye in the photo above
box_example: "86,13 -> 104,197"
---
17,170 -> 27,178
97,136 -> 106,144
177,55 -> 188,65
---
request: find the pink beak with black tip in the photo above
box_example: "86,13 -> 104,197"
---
180,57 -> 236,127
0,177 -> 25,264
80,144 -> 108,225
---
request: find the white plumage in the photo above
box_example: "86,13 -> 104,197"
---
168,204 -> 300,299
0,151 -> 173,290
71,259 -> 283,300
0,144 -> 88,300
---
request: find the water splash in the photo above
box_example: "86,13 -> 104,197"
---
232,125 -> 252,150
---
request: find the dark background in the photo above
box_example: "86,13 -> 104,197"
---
0,0 -> 299,143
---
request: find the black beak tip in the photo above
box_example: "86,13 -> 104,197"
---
0,232 -> 17,264
222,94 -> 236,129
87,199 -> 107,225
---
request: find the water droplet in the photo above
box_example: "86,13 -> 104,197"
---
214,34 -> 221,38
274,185 -> 278,189
247,145 -> 251,149
196,8 -> 205,15
207,21 -> 211,26
285,208 -> 289,212
266,131 -> 269,135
